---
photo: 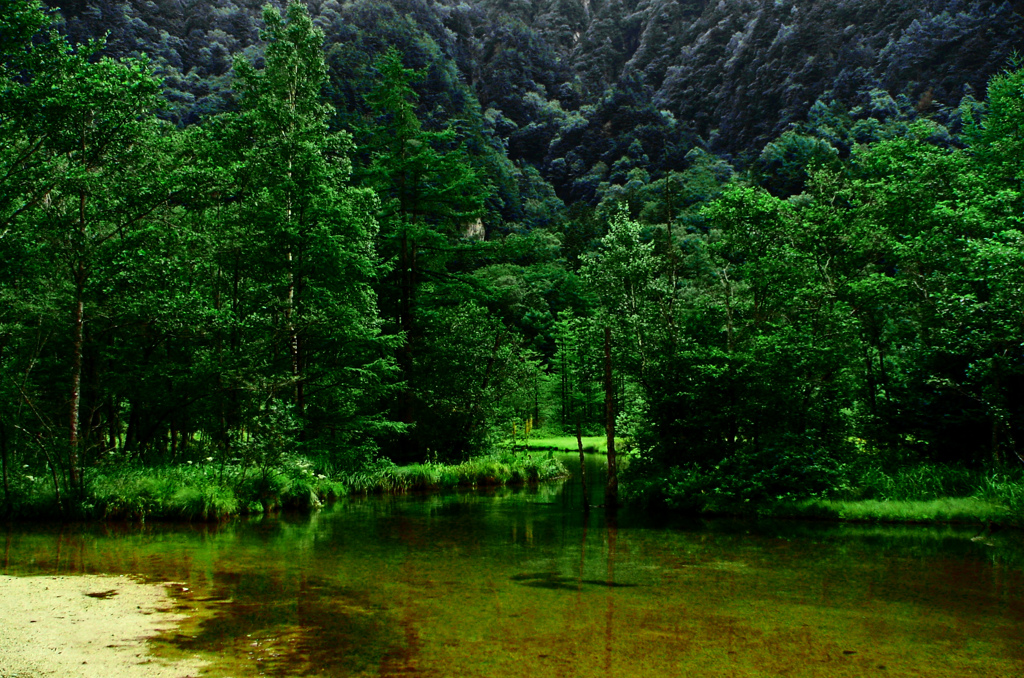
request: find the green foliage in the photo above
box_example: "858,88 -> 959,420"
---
1,2 -> 173,497
338,453 -> 567,493
550,311 -> 604,436
209,2 -> 390,463
965,57 -> 1024,198
0,3 -> 393,515
755,131 -> 841,196
625,456 -> 1024,525
4,0 -> 1024,525
610,65 -> 1024,516
630,447 -> 841,515
84,457 -> 337,521
355,47 -> 549,463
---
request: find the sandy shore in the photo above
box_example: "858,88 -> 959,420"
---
0,574 -> 206,678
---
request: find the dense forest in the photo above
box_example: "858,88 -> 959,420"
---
2,0 -> 1024,518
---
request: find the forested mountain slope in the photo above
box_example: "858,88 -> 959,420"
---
484,0 -> 1024,147
47,0 -> 1024,199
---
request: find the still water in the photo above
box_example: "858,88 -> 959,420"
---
3,453 -> 1023,677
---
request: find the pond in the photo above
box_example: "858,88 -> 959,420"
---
3,453 -> 1023,677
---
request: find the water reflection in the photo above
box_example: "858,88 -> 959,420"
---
1,453 -> 1022,677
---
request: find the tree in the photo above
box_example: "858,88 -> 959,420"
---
207,1 -> 390,466
552,310 -> 603,506
845,120 -> 1024,465
966,58 -> 1024,212
356,47 -> 490,460
1,3 -> 171,496
580,213 -> 675,506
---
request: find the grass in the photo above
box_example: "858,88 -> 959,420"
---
519,434 -> 626,454
85,461 -> 329,521
343,452 -> 568,494
629,456 -> 1024,527
809,463 -> 1024,526
5,451 -> 569,522
832,463 -> 980,502
779,497 -> 1012,524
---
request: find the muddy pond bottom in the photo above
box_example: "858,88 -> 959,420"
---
2,453 -> 1023,677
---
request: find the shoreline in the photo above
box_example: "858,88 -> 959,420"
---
6,453 -> 569,523
0,574 -> 206,678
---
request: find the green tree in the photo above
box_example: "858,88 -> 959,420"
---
356,47 -> 490,460
207,2 -> 390,467
581,213 -> 676,505
846,121 -> 1024,464
1,2 -> 171,498
966,58 -> 1024,208
551,310 -> 603,504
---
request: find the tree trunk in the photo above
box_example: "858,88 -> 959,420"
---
287,247 -> 306,420
577,415 -> 589,511
124,401 -> 142,456
604,326 -> 617,509
992,356 -> 1002,466
107,396 -> 118,452
397,231 -> 417,458
534,379 -> 540,428
560,338 -> 567,430
68,267 -> 84,491
864,339 -> 878,417
1,421 -> 10,515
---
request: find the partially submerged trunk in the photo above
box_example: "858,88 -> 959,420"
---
576,415 -> 589,511
604,326 -> 617,509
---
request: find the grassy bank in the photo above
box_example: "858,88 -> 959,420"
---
779,465 -> 1024,526
777,497 -> 1014,524
5,453 -> 568,522
627,457 -> 1024,527
519,434 -> 626,454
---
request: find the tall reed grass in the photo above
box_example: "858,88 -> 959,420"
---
341,452 -> 567,494
805,462 -> 1024,525
6,451 -> 568,522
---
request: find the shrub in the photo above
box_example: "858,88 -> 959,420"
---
622,445 -> 842,514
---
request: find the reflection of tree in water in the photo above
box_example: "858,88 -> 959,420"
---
167,572 -> 400,677
510,570 -> 638,590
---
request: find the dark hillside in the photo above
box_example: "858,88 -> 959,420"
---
46,0 -> 1024,186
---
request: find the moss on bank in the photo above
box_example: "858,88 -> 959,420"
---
5,453 -> 568,522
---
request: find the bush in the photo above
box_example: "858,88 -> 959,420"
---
632,446 -> 842,514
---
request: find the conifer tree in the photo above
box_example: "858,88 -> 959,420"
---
209,2 -> 390,464
357,47 -> 487,459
